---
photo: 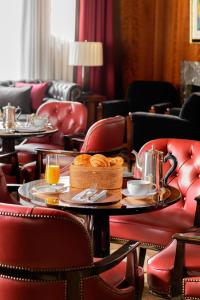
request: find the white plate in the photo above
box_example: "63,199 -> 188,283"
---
122,188 -> 157,199
32,184 -> 68,195
15,126 -> 46,133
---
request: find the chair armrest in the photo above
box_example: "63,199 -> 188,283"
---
131,112 -> 198,151
149,102 -> 172,113
93,240 -> 139,274
82,240 -> 141,291
166,107 -> 181,116
194,195 -> 200,226
173,231 -> 200,244
170,231 -> 200,297
98,99 -> 129,118
63,133 -> 85,150
7,183 -> 21,193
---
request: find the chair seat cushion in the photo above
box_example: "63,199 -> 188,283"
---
16,144 -> 64,165
183,277 -> 200,299
110,206 -> 194,247
147,239 -> 200,296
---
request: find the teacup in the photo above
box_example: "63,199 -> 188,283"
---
33,116 -> 48,128
127,179 -> 152,195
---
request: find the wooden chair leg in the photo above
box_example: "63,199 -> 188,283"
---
139,247 -> 146,267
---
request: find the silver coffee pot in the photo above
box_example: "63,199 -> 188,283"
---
132,145 -> 177,189
2,103 -> 21,132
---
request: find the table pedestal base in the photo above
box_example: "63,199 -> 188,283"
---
86,214 -> 110,258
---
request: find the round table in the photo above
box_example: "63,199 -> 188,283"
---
19,177 -> 181,257
0,125 -> 57,153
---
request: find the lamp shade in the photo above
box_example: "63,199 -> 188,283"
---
69,41 -> 103,66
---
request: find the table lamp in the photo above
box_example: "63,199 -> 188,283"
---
69,41 -> 103,93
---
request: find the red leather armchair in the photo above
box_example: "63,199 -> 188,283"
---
0,204 -> 143,300
16,100 -> 87,164
110,138 -> 200,264
21,116 -> 126,182
147,230 -> 200,298
80,115 -> 126,153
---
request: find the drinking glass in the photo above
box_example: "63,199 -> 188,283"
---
45,154 -> 60,185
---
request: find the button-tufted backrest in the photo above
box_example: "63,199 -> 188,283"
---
0,204 -> 93,270
47,80 -> 82,101
135,138 -> 200,216
29,100 -> 87,146
81,116 -> 125,153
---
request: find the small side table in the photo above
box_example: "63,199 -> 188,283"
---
80,94 -> 106,129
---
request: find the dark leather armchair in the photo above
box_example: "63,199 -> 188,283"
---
129,92 -> 200,151
0,204 -> 144,300
99,80 -> 180,118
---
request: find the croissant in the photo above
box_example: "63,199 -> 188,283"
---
90,154 -> 110,167
73,154 -> 91,166
109,156 -> 124,166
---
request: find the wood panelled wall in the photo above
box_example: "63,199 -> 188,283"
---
114,0 -> 200,96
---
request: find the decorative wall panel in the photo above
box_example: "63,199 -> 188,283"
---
115,0 -> 200,96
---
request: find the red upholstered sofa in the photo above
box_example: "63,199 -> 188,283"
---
110,138 -> 200,262
16,100 -> 87,164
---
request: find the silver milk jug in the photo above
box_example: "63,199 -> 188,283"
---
132,145 -> 177,190
2,103 -> 21,132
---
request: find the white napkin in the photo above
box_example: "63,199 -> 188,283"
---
72,189 -> 107,202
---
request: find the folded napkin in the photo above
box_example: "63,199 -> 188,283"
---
72,189 -> 107,202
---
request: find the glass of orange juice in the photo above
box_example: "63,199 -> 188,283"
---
45,154 -> 60,185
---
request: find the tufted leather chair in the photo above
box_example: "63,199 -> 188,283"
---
21,116 -> 125,182
21,116 -> 126,182
16,100 -> 87,165
130,92 -> 200,151
147,230 -> 200,298
0,204 -> 143,300
110,138 -> 200,265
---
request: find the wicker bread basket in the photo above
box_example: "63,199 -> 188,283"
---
70,164 -> 123,189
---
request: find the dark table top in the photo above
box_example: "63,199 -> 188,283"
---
19,177 -> 181,216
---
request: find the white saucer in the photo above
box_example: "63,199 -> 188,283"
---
15,125 -> 46,133
122,188 -> 157,199
32,184 -> 68,195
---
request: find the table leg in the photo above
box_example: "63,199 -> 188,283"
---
86,214 -> 110,258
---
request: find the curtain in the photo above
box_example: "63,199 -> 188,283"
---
20,0 -> 73,81
77,0 -> 115,99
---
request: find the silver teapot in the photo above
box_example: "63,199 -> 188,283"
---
2,103 -> 21,132
132,145 -> 177,189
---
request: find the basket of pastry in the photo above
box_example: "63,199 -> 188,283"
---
70,154 -> 124,189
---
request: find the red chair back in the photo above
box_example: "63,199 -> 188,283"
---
81,116 -> 125,153
136,138 -> 200,215
29,100 -> 88,146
